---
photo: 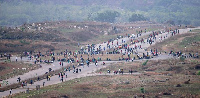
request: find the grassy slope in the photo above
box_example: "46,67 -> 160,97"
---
14,73 -> 200,98
0,61 -> 40,80
148,29 -> 200,53
0,21 -> 164,53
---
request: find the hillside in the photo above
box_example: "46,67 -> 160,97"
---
0,21 -> 163,53
0,0 -> 200,26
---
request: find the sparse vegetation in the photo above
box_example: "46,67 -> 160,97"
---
0,62 -> 40,80
197,71 -> 200,75
142,60 -> 148,66
180,57 -> 185,62
12,74 -> 200,98
0,21 -> 163,53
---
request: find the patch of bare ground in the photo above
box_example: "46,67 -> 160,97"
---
0,62 -> 40,80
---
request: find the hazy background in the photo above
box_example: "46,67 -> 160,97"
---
0,0 -> 200,26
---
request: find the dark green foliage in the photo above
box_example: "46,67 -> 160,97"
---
140,87 -> 145,93
94,11 -> 120,23
0,0 -> 200,26
129,14 -> 147,22
19,40 -> 30,44
142,60 -> 148,66
197,71 -> 200,75
180,57 -> 185,62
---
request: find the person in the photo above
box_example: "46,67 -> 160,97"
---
61,76 -> 63,82
10,89 -> 12,95
43,82 -> 45,87
95,61 -> 98,66
17,77 -> 21,83
68,67 -> 71,72
46,75 -> 49,81
107,69 -> 110,74
48,75 -> 51,81
22,82 -> 24,88
65,73 -> 67,78
79,69 -> 81,72
30,80 -> 33,85
16,57 -> 18,62
37,77 -> 40,81
24,81 -> 27,86
130,69 -> 133,74
87,62 -> 90,67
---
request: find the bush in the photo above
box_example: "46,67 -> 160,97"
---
20,40 -> 30,44
197,71 -> 200,75
142,60 -> 148,66
94,10 -> 120,23
180,57 -> 185,62
129,14 -> 147,22
140,87 -> 145,93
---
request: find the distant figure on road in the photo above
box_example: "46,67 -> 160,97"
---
65,73 -> 67,78
30,80 -> 33,85
37,77 -> 40,81
43,82 -> 45,87
46,75 -> 48,81
10,89 -> 12,95
17,77 -> 21,83
48,75 -> 51,81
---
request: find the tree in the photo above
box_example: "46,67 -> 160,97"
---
94,11 -> 120,23
129,13 -> 147,22
166,20 -> 175,25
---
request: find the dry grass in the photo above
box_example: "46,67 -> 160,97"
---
11,57 -> 200,98
0,61 -> 40,80
12,74 -> 200,98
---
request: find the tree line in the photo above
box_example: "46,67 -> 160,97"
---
0,0 -> 200,26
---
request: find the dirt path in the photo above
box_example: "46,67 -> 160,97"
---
0,54 -> 171,97
0,61 -> 117,97
0,57 -> 70,86
94,31 -> 154,52
0,27 -> 199,97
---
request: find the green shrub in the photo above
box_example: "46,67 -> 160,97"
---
140,87 -> 145,93
142,60 -> 148,66
197,71 -> 200,75
20,40 -> 30,44
180,57 -> 185,62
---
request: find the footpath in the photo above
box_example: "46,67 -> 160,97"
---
0,60 -> 117,97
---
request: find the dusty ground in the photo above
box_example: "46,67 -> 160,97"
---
0,61 -> 40,80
